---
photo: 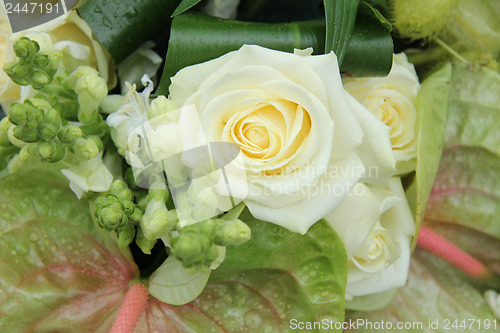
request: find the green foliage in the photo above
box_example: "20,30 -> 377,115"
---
0,166 -> 138,332
425,64 -> 500,239
77,0 -> 182,64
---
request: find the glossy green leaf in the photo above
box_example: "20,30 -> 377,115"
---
425,64 -> 500,239
339,9 -> 393,77
148,256 -> 211,305
357,1 -> 391,31
324,0 -> 359,65
77,0 -> 181,64
171,0 -> 203,17
156,12 -> 326,94
407,63 -> 451,248
210,210 -> 347,332
0,165 -> 138,332
345,249 -> 496,333
156,11 -> 392,94
133,210 -> 348,332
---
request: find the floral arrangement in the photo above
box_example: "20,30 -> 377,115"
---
0,0 -> 499,332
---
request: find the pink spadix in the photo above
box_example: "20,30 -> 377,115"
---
110,283 -> 149,333
417,226 -> 488,278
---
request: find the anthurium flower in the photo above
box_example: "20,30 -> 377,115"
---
168,45 -> 396,234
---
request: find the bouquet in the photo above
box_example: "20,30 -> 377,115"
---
0,0 -> 499,332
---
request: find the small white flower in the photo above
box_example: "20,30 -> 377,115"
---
61,154 -> 113,199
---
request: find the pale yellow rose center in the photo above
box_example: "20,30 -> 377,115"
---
365,89 -> 417,149
226,99 -> 311,175
352,222 -> 394,273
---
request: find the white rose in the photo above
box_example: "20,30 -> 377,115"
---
0,10 -> 116,108
168,45 -> 396,234
343,53 -> 420,174
326,177 -> 415,299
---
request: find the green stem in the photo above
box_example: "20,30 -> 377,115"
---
435,38 -> 469,64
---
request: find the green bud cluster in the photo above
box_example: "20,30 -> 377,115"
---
94,180 -> 143,233
170,218 -> 251,272
8,99 -> 70,162
3,37 -> 59,89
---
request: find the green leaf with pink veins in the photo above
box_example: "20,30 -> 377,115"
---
0,164 -> 138,332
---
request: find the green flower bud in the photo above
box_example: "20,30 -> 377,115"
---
116,223 -> 135,248
121,200 -> 135,215
3,62 -> 30,86
96,202 -> 128,232
38,123 -> 58,141
214,219 -> 251,246
18,144 -> 39,162
110,179 -> 128,193
58,125 -> 82,145
141,209 -> 177,240
28,97 -> 52,113
128,205 -> 143,222
9,63 -> 29,78
13,37 -> 40,63
37,140 -> 58,160
13,125 -> 38,143
198,219 -> 216,237
45,52 -> 59,77
32,54 -> 49,69
171,232 -> 203,263
116,189 -> 134,202
30,69 -> 51,89
75,72 -> 107,123
135,227 -> 156,254
73,137 -> 99,161
149,181 -> 169,203
43,108 -> 61,127
205,244 -> 220,262
9,103 -> 29,126
146,96 -> 177,120
33,93 -> 58,107
63,66 -> 98,90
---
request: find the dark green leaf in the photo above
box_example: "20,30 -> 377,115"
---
324,0 -> 359,64
156,11 -> 393,94
77,0 -> 181,64
340,11 -> 393,77
171,0 -> 203,17
156,12 -> 326,94
358,1 -> 391,31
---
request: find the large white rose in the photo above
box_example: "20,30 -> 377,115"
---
168,45 -> 396,234
326,177 -> 415,298
343,53 -> 420,174
0,10 -> 116,109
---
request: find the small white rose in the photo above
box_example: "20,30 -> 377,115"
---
326,177 -> 415,299
343,53 -> 420,174
168,45 -> 396,234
